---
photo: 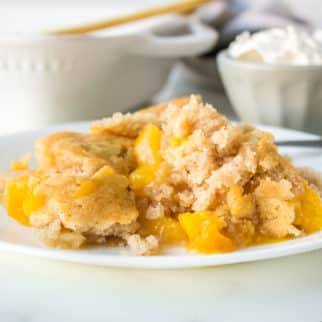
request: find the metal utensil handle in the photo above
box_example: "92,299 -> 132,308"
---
275,139 -> 322,147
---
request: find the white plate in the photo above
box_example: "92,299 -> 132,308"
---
0,122 -> 321,269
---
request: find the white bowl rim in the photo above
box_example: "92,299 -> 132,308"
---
0,30 -> 139,42
217,49 -> 322,71
0,14 -> 186,42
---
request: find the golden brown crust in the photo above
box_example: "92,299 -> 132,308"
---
90,113 -> 160,138
137,96 -> 196,116
90,96 -> 200,138
135,95 -> 307,243
29,170 -> 139,238
35,131 -> 136,176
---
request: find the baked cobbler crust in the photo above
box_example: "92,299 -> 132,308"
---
35,131 -> 136,175
2,95 -> 322,255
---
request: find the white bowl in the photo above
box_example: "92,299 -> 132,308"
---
217,50 -> 322,134
0,15 -> 217,134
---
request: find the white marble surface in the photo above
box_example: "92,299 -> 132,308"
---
1,249 -> 322,322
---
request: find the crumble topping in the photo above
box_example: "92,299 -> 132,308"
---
1,95 -> 322,255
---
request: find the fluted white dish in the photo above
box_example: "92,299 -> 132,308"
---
217,50 -> 322,134
0,121 -> 321,269
0,15 -> 217,134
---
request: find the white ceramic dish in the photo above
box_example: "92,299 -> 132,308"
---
0,15 -> 217,134
0,121 -> 322,269
217,50 -> 322,134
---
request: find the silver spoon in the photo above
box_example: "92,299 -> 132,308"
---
275,139 -> 322,147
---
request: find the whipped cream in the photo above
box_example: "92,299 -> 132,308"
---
228,26 -> 322,65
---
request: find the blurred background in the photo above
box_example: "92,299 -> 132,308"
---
0,0 -> 322,134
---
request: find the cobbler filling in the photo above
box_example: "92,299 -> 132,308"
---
1,95 -> 322,255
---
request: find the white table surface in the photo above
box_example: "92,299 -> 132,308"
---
1,248 -> 322,322
1,2 -> 322,321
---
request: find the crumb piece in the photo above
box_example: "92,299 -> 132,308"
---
211,125 -> 245,155
38,220 -> 86,249
226,185 -> 255,219
145,203 -> 165,219
137,96 -> 194,116
9,154 -> 30,172
126,234 -> 159,255
255,179 -> 300,237
200,145 -> 257,210
30,212 -> 55,228
162,95 -> 227,139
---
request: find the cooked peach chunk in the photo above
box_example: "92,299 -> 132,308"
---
178,211 -> 235,253
3,175 -> 31,226
129,165 -> 159,190
134,124 -> 162,166
73,180 -> 98,198
73,165 -> 115,198
3,174 -> 47,227
169,136 -> 186,148
22,191 -> 46,218
139,216 -> 187,246
296,183 -> 322,233
130,124 -> 162,190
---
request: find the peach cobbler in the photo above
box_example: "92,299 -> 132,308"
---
1,95 -> 322,255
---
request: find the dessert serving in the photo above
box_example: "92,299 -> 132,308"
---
1,95 -> 322,255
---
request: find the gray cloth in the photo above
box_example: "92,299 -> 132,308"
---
195,0 -> 309,53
